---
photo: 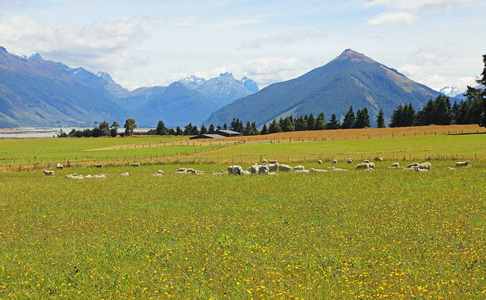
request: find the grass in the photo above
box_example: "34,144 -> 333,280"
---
0,125 -> 485,298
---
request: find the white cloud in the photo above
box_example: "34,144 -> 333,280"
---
0,0 -> 24,8
237,27 -> 326,50
0,15 -> 150,72
366,11 -> 417,26
364,0 -> 486,25
409,45 -> 450,65
399,64 -> 476,91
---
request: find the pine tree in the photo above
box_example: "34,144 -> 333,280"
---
341,106 -> 356,129
268,119 -> 282,133
281,116 -> 295,132
199,124 -> 207,135
315,112 -> 326,130
307,113 -> 316,130
208,124 -> 215,133
260,124 -> 268,135
295,116 -> 307,131
354,108 -> 370,128
326,114 -> 340,129
376,109 -> 385,128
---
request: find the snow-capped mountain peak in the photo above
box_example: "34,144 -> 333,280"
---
440,86 -> 466,98
179,75 -> 206,89
96,71 -> 116,84
28,53 -> 43,60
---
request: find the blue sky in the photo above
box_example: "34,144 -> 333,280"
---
1,0 -> 485,91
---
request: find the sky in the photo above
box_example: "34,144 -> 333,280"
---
1,0 -> 485,92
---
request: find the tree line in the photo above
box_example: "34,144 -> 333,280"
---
58,118 -> 137,138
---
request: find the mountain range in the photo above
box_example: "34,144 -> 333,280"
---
0,46 -> 467,129
204,49 -> 447,127
0,47 -> 127,128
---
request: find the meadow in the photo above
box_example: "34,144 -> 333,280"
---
0,125 -> 485,299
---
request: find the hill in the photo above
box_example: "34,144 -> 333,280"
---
0,47 -> 127,127
204,49 -> 442,127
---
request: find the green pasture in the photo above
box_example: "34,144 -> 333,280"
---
1,133 -> 485,168
0,162 -> 485,298
204,134 -> 486,163
0,136 -> 222,165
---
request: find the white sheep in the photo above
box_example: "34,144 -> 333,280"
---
368,162 -> 375,169
241,171 -> 251,175
228,165 -> 243,175
310,168 -> 328,173
331,159 -> 337,164
93,164 -> 103,168
355,163 -> 370,170
294,169 -> 310,174
346,158 -> 353,164
447,167 -> 456,170
317,160 -> 323,164
131,163 -> 140,167
417,162 -> 431,170
93,174 -> 106,178
455,161 -> 471,167
56,163 -> 64,169
363,160 -> 370,163
248,164 -> 259,175
176,168 -> 187,174
406,163 -> 419,168
267,163 -> 279,172
332,168 -> 348,172
375,157 -> 383,161
278,164 -> 293,172
65,174 -> 84,180
120,172 -> 129,176
293,165 -> 306,171
258,164 -> 269,174
414,166 -> 429,172
153,173 -> 163,177
390,162 -> 400,168
42,170 -> 55,176
84,174 -> 93,179
269,160 -> 278,164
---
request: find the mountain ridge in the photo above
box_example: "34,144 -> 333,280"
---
204,49 -> 444,127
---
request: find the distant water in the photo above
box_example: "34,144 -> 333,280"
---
0,127 -> 153,139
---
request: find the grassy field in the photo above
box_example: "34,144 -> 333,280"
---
0,125 -> 485,298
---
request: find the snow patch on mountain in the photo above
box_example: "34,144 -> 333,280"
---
178,73 -> 259,107
440,86 -> 466,98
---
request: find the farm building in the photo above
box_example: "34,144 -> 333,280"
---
190,129 -> 242,139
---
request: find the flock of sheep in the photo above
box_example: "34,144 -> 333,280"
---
42,159 -> 472,179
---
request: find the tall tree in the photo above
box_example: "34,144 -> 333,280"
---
260,124 -> 268,135
99,120 -> 110,137
295,116 -> 307,131
268,119 -> 282,134
156,120 -> 168,135
281,116 -> 295,132
354,108 -> 370,128
376,109 -> 385,128
315,112 -> 326,130
124,118 -> 137,136
476,54 -> 486,126
111,121 -> 120,137
208,124 -> 215,133
199,124 -> 207,135
326,114 -> 340,130
341,106 -> 356,129
307,113 -> 316,130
